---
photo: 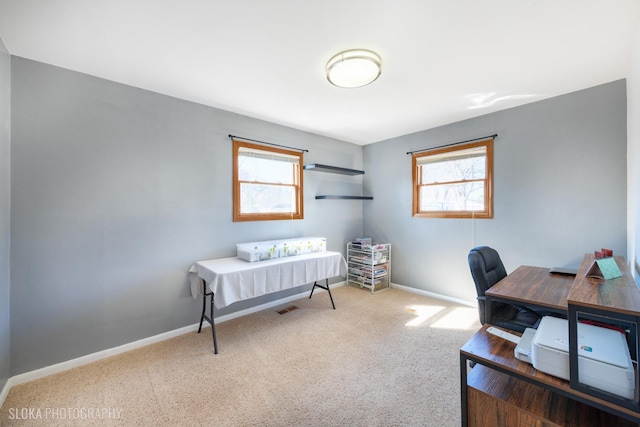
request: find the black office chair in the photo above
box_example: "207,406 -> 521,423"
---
468,246 -> 541,333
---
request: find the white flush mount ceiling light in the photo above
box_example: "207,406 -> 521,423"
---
326,49 -> 382,88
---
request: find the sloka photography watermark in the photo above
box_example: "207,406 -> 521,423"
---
8,407 -> 122,420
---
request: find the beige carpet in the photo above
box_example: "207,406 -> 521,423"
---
0,286 -> 480,426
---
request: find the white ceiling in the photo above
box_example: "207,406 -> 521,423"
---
1,0 -> 639,145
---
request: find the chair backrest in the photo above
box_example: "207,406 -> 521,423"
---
468,246 -> 507,296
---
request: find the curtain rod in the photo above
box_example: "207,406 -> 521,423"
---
229,134 -> 309,153
406,134 -> 498,155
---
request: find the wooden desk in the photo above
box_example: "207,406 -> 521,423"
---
462,257 -> 640,426
484,265 -> 575,323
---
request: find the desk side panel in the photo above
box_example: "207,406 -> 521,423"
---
467,364 -> 638,427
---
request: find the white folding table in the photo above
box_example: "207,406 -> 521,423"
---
188,251 -> 347,353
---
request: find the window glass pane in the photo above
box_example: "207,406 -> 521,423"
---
238,155 -> 295,184
240,183 -> 296,214
233,139 -> 304,222
421,155 -> 485,185
412,139 -> 492,218
419,182 -> 485,211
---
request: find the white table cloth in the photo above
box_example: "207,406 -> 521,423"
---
189,251 -> 347,309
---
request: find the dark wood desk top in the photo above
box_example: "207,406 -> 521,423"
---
485,265 -> 575,311
569,254 -> 640,317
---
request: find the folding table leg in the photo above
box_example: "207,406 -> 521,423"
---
198,280 -> 207,333
197,280 -> 218,354
210,293 -> 218,354
309,278 -> 336,309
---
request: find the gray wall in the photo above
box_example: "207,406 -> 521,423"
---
10,57 -> 363,375
363,80 -> 628,303
630,22 -> 640,284
0,38 -> 10,390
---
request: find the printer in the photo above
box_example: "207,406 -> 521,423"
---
531,316 -> 635,400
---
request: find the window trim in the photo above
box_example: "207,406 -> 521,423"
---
412,138 -> 493,219
233,139 -> 304,222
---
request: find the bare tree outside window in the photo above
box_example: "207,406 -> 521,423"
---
233,140 -> 303,222
412,139 -> 493,219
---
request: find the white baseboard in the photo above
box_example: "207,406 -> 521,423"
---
390,283 -> 476,307
0,282 -> 344,409
0,378 -> 10,411
0,281 -> 474,409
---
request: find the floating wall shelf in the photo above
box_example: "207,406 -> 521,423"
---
304,163 -> 372,200
303,163 -> 364,175
315,195 -> 373,200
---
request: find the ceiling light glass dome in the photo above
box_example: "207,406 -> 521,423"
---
326,49 -> 382,88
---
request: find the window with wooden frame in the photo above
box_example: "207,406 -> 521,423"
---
412,139 -> 493,219
233,140 -> 304,222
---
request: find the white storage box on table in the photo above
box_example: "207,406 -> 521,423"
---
531,316 -> 635,399
236,237 -> 326,262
